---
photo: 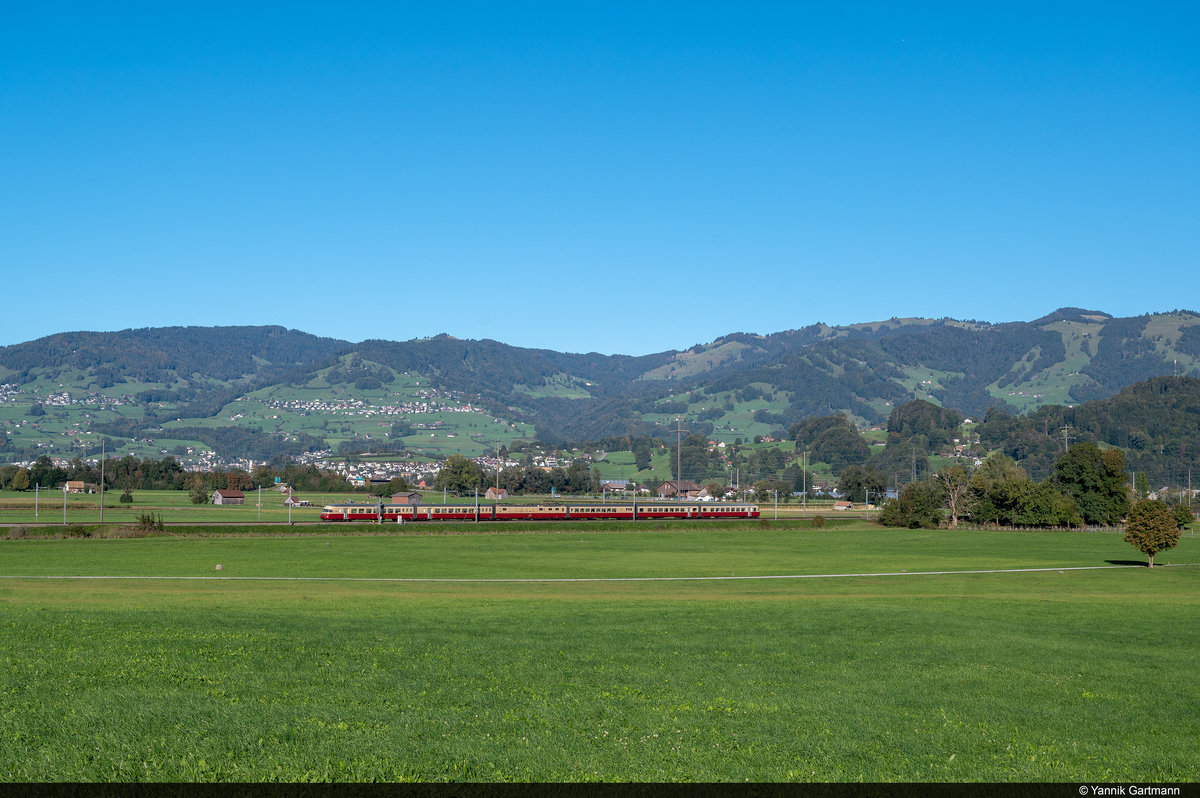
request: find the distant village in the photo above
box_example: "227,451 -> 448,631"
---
1,373 -> 950,504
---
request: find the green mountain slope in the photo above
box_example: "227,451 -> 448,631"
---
1,309 -> 1198,463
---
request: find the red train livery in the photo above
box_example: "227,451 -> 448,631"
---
319,502 -> 759,522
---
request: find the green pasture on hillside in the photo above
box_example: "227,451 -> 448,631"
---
643,383 -> 794,443
0,359 -> 539,462
1,527 -> 1198,782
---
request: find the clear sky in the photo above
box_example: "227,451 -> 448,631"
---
2,2 -> 1196,355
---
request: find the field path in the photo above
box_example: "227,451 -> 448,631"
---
0,563 -> 1173,583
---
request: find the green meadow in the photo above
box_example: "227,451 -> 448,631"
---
1,526 -> 1197,782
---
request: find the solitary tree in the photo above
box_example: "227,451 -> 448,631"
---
1124,499 -> 1182,568
189,483 -> 209,505
434,454 -> 485,495
937,464 -> 974,529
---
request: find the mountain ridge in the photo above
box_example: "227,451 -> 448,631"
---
2,308 -> 1199,463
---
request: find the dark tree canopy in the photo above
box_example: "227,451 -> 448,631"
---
811,425 -> 871,476
879,478 -> 944,529
432,454 -> 486,495
837,464 -> 887,504
790,415 -> 856,448
1051,442 -> 1129,526
886,400 -> 963,452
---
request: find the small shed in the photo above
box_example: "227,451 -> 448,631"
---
391,491 -> 422,506
211,489 -> 246,506
485,487 -> 508,500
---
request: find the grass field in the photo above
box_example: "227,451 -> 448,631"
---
0,489 -> 845,526
1,526 -> 1197,782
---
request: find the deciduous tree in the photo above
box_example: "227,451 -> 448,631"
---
937,464 -> 973,529
968,454 -> 1034,526
1125,499 -> 1182,568
434,454 -> 485,495
1052,442 -> 1129,526
879,479 -> 943,529
837,464 -> 886,504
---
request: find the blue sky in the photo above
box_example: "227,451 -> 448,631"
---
2,2 -> 1196,355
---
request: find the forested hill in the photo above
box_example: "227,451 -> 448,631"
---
0,326 -> 349,384
1,309 -> 1199,459
973,376 -> 1200,484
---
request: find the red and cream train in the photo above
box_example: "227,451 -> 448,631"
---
319,501 -> 759,522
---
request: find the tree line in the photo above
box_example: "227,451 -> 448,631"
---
878,441 -> 1194,530
0,455 -> 361,499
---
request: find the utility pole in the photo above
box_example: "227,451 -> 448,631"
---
802,447 -> 807,511
35,483 -> 39,521
257,485 -> 261,522
99,440 -> 105,524
1062,425 -> 1071,453
675,416 -> 684,484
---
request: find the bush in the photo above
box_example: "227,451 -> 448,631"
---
809,515 -> 826,529
7,526 -> 27,540
134,512 -> 165,535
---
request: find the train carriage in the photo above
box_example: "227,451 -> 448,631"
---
635,503 -> 699,519
699,504 -> 759,519
320,502 -> 384,521
494,504 -> 568,521
564,504 -> 637,521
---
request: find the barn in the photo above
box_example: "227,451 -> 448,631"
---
211,489 -> 246,505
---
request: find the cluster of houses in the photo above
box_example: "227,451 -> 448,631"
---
0,386 -> 126,410
253,394 -> 481,420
